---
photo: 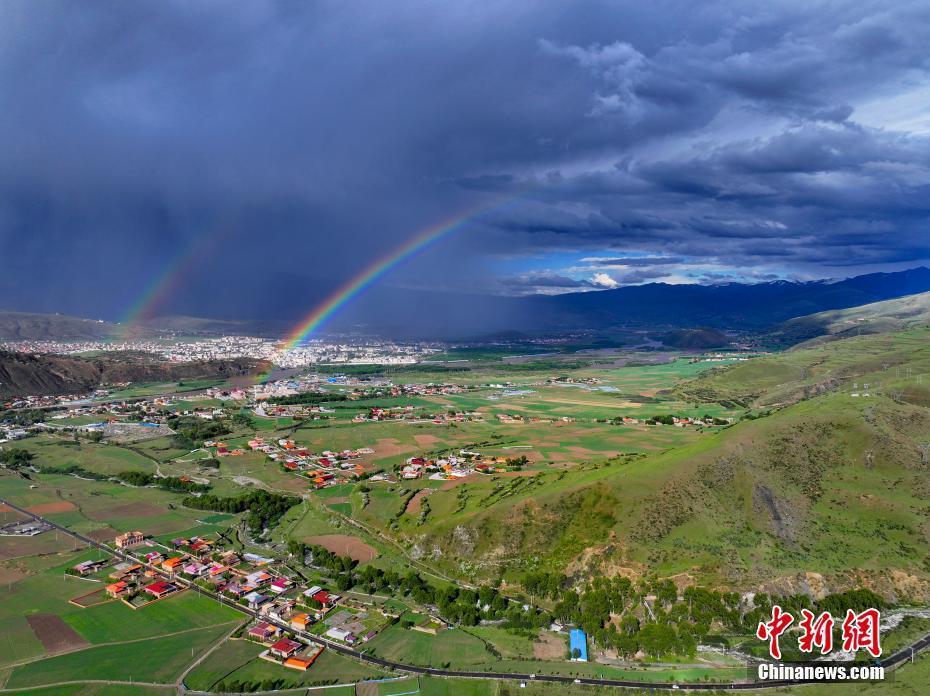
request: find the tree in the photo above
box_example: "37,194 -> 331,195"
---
232,412 -> 253,429
0,449 -> 34,469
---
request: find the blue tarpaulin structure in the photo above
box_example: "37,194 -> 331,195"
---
569,628 -> 588,661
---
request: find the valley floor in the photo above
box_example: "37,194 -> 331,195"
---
2,337 -> 930,693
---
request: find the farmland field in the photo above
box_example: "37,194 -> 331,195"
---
2,335 -> 930,692
184,638 -> 387,690
3,623 -> 237,688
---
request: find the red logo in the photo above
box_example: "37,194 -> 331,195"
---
798,609 -> 834,655
756,606 -> 883,659
756,605 -> 794,659
841,608 -> 882,658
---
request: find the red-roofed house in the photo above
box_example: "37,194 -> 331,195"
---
311,590 -> 335,608
269,577 -> 291,593
247,621 -> 280,643
269,637 -> 302,658
145,581 -> 176,599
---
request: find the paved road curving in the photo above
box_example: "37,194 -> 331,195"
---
3,496 -> 927,692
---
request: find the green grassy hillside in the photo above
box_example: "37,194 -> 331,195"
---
767,290 -> 930,347
403,328 -> 930,600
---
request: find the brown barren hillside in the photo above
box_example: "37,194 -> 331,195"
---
0,350 -> 267,398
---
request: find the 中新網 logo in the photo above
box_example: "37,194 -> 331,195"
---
756,605 -> 882,660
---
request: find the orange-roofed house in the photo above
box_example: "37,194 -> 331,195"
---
162,557 -> 185,573
284,656 -> 314,671
106,580 -> 129,597
289,613 -> 311,630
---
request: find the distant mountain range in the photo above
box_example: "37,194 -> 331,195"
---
525,266 -> 930,332
0,311 -> 113,341
326,266 -> 930,337
3,266 -> 930,341
0,312 -> 286,342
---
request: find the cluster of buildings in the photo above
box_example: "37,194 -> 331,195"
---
636,415 -> 732,427
3,335 -> 439,377
1,391 -> 97,411
688,353 -> 756,363
101,552 -> 183,605
0,519 -> 53,536
249,376 -> 472,403
399,450 -> 516,480
359,382 -> 467,397
254,402 -> 333,419
58,523 -> 409,677
253,437 -> 373,487
0,425 -> 29,443
494,413 -> 573,425
353,405 -> 481,425
2,396 -> 232,445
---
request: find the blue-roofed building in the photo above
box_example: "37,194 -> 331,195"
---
569,628 -> 588,662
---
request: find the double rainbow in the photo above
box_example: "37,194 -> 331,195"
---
113,195 -> 515,380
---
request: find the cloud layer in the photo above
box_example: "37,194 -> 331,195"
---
1,1 -> 929,314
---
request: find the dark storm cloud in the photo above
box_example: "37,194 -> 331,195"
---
501,272 -> 591,292
586,257 -> 686,267
1,1 -> 930,319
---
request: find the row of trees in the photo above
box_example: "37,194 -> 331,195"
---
0,448 -> 34,469
167,415 -> 231,450
525,572 -> 886,660
287,540 -> 358,577
288,542 -> 547,630
116,470 -> 209,493
0,409 -> 49,426
268,392 -> 349,406
182,490 -> 300,537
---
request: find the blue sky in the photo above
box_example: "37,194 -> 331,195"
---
1,1 -> 929,318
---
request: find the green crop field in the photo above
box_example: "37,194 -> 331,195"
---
11,436 -> 157,475
62,590 -> 241,643
184,638 -> 388,691
4,623 -> 236,688
3,325 -> 930,694
0,686 -> 174,696
365,624 -> 495,667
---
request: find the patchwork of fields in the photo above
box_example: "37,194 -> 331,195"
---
2,340 -> 930,692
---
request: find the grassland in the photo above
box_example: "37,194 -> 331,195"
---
3,332 -> 930,692
0,686 -> 174,696
336,330 -> 930,594
184,637 -> 387,690
3,623 -> 236,688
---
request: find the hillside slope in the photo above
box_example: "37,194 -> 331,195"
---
0,310 -> 286,340
0,311 -> 114,340
0,351 -> 266,398
767,290 -> 930,347
395,329 -> 930,601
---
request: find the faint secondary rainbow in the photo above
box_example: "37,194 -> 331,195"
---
114,227 -> 228,339
257,198 -> 516,382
